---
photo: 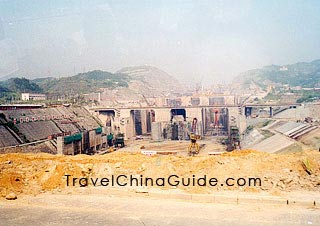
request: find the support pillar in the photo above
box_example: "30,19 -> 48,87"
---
57,136 -> 64,155
245,107 -> 252,117
269,107 -> 273,117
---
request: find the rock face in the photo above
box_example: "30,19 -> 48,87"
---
117,65 -> 184,97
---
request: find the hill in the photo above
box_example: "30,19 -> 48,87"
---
233,60 -> 320,90
117,65 -> 184,97
32,70 -> 130,95
0,85 -> 10,93
0,66 -> 184,103
0,77 -> 43,93
0,78 -> 43,103
32,66 -> 184,98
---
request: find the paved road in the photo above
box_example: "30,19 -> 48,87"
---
0,194 -> 319,226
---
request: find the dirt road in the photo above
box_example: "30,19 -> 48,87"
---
1,194 -> 320,226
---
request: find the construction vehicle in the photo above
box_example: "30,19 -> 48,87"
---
188,133 -> 201,156
114,133 -> 125,148
226,126 -> 241,151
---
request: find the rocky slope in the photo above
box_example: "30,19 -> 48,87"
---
117,65 -> 184,97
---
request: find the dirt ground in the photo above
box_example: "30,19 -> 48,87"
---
1,140 -> 320,199
2,193 -> 320,226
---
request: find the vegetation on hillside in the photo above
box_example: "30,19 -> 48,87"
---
0,85 -> 10,93
1,77 -> 43,93
0,78 -> 42,103
262,89 -> 320,103
235,60 -> 320,89
0,70 -> 132,103
296,90 -> 320,103
33,70 -> 130,95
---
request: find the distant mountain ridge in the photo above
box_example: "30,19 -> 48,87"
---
233,59 -> 320,89
32,70 -> 130,95
0,77 -> 43,94
117,65 -> 184,96
0,77 -> 43,102
0,66 -> 184,101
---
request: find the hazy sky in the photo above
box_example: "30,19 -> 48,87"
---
1,0 -> 320,84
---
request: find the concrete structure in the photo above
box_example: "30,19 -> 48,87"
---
56,136 -> 64,155
0,104 -> 42,110
151,122 -> 163,141
273,104 -> 320,121
0,125 -> 20,147
94,106 -> 232,139
249,133 -> 294,153
209,97 -> 225,105
0,106 -> 107,155
162,95 -> 236,107
93,103 -> 301,140
55,129 -> 107,155
21,93 -> 46,101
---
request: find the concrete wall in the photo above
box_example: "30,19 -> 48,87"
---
273,104 -> 320,120
199,96 -> 209,105
89,130 -> 96,148
228,107 -> 246,133
154,108 -> 171,122
94,133 -> 102,150
97,113 -> 111,127
185,108 -> 203,121
151,122 -> 163,141
125,112 -> 135,139
95,106 -> 247,139
64,143 -> 75,155
140,110 -> 148,134
273,106 -> 309,120
225,96 -> 236,105
119,109 -> 131,118
57,136 -> 75,155
58,130 -> 107,155
57,136 -> 64,154
98,109 -> 133,139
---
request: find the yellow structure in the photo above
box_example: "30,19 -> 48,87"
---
188,133 -> 201,156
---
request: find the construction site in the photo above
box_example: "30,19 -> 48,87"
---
0,102 -> 319,197
1,91 -> 320,226
1,1 -> 320,223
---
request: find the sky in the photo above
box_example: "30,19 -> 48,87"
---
0,0 -> 320,85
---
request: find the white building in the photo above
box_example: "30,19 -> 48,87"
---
21,93 -> 46,101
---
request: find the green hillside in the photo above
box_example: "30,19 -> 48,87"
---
234,60 -> 320,89
0,70 -> 130,102
0,78 -> 43,103
0,77 -> 43,93
33,70 -> 130,95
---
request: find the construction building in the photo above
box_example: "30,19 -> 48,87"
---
21,93 -> 46,101
0,105 -> 106,155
